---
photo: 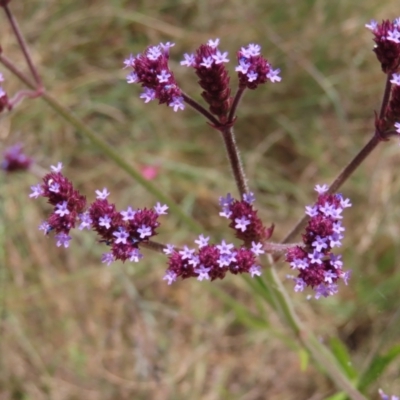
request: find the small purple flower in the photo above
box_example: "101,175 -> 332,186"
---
249,265 -> 262,277
78,212 -> 92,230
169,96 -> 185,112
390,72 -> 400,85
243,192 -> 255,204
180,53 -> 196,67
315,184 -> 329,194
163,244 -> 175,255
163,270 -> 178,285
55,201 -> 70,217
365,19 -> 378,31
113,228 -> 129,244
99,215 -> 112,229
157,70 -> 171,83
121,206 -> 136,221
129,248 -> 143,262
123,54 -> 135,69
140,88 -> 156,103
126,71 -> 138,84
29,184 -> 44,199
195,234 -> 209,248
207,38 -> 220,48
212,50 -> 229,64
154,202 -> 168,215
235,216 -> 251,232
251,241 -> 264,256
216,240 -> 234,255
39,221 -> 51,234
137,224 -> 152,239
101,252 -> 115,266
266,68 -> 281,82
179,245 -> 195,260
55,232 -> 72,248
48,182 -> 60,193
95,188 -> 110,200
194,265 -> 211,281
50,162 -> 63,173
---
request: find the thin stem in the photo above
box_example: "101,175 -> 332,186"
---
0,53 -> 203,235
262,256 -> 367,400
181,91 -> 221,127
282,134 -> 381,244
221,126 -> 249,196
228,86 -> 246,123
2,4 -> 43,87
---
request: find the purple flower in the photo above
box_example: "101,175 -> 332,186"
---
55,232 -> 72,248
95,188 -> 110,200
285,184 -> 351,298
101,252 -> 115,266
195,234 -> 209,248
121,206 -> 136,221
163,270 -> 178,285
55,201 -> 70,217
29,184 -> 44,199
154,202 -> 168,215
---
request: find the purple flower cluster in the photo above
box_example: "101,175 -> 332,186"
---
366,18 -> 400,73
219,192 -> 274,243
124,42 -> 185,112
29,163 -> 168,264
285,184 -> 352,299
1,143 -> 32,172
235,43 -> 281,89
181,38 -> 232,120
163,236 -> 264,284
124,39 -> 281,122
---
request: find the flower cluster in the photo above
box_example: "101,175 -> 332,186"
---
366,18 -> 400,73
285,184 -> 352,299
219,192 -> 273,243
379,389 -> 399,400
29,162 -> 87,247
124,42 -> 185,112
125,39 -> 281,122
1,143 -> 32,172
0,72 -> 10,113
236,43 -> 281,89
29,163 -> 168,264
163,236 -> 264,284
181,38 -> 231,120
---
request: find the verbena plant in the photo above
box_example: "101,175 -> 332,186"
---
1,1 -> 399,399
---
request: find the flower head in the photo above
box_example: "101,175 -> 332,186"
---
285,185 -> 352,298
124,43 -> 184,111
1,143 -> 33,173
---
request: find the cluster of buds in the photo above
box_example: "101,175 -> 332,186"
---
163,192 -> 270,284
29,163 -> 167,264
124,39 -> 281,124
1,143 -> 32,172
219,192 -> 274,243
163,236 -> 263,284
0,72 -> 10,113
285,185 -> 352,298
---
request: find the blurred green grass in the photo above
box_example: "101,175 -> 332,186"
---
1,0 -> 400,399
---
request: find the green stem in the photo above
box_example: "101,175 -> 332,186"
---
261,256 -> 367,400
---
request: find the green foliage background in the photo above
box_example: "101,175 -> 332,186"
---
1,1 -> 400,399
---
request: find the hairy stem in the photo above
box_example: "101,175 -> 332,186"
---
221,126 -> 249,196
